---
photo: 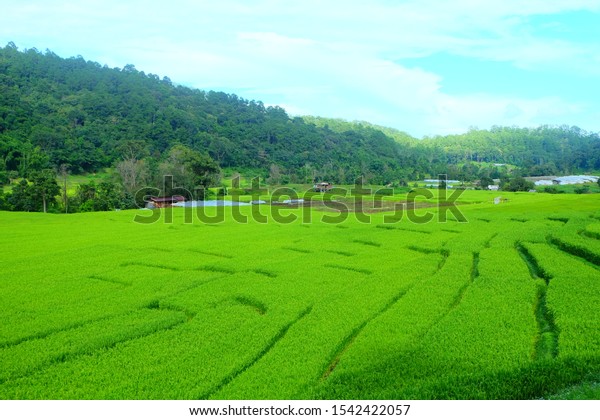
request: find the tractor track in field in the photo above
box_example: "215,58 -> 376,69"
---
407,245 -> 439,255
87,274 -> 132,287
233,296 -> 268,315
196,264 -> 236,274
247,268 -> 278,278
547,217 -> 569,225
142,247 -> 174,253
323,263 -> 373,275
580,229 -> 600,241
282,246 -> 312,254
470,252 -> 480,281
120,261 -> 182,271
548,236 -> 600,269
326,249 -> 356,257
422,252 -> 478,339
0,306 -> 189,385
483,233 -> 498,248
445,251 -> 479,313
353,239 -> 382,248
374,224 -> 432,235
157,272 -> 234,301
0,272 -> 233,350
199,305 -> 313,399
420,237 -> 497,344
187,249 -> 234,259
438,250 -> 450,271
0,314 -> 118,350
406,246 -> 449,272
321,284 -> 417,380
441,228 -> 462,234
515,242 -> 559,361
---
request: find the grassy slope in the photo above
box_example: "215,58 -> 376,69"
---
0,192 -> 599,399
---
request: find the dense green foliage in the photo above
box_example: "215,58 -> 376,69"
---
302,116 -> 417,145
0,44 -> 411,184
7,169 -> 60,212
422,126 -> 600,175
0,192 -> 599,399
501,176 -> 535,192
303,116 -> 600,178
2,43 -> 600,191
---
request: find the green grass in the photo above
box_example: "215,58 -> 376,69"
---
2,170 -> 114,195
537,183 -> 600,194
63,170 -> 114,194
0,192 -> 599,399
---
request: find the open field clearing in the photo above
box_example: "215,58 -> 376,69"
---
1,191 -> 599,399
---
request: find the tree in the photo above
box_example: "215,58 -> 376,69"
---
267,164 -> 282,185
158,145 -> 220,199
76,181 -> 97,212
503,177 -> 534,192
574,185 -> 590,194
59,164 -> 69,213
0,188 -> 7,210
95,181 -> 122,210
116,157 -> 148,195
8,180 -> 36,211
18,146 -> 50,178
31,169 -> 60,213
479,176 -> 494,189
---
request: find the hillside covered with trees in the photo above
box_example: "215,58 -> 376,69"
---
1,43 -> 600,212
302,117 -> 600,178
0,43 -> 416,186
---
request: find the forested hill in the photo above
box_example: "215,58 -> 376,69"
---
422,126 -> 600,176
0,44 -> 419,184
302,116 -> 600,176
1,43 -> 600,186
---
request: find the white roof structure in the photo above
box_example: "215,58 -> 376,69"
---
553,175 -> 599,185
423,179 -> 461,184
534,175 -> 598,186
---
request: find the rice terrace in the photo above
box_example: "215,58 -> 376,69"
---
1,190 -> 599,400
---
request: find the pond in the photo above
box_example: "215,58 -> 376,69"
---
172,200 -> 252,207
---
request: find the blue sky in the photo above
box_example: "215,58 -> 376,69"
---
1,0 -> 599,137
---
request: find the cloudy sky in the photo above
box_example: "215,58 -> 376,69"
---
1,0 -> 599,137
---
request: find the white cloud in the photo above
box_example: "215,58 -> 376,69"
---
421,94 -> 584,136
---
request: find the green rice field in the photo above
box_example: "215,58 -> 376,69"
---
1,191 -> 599,399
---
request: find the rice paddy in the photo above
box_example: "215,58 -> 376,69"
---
0,191 -> 599,399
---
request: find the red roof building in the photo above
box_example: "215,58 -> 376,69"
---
149,195 -> 186,208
